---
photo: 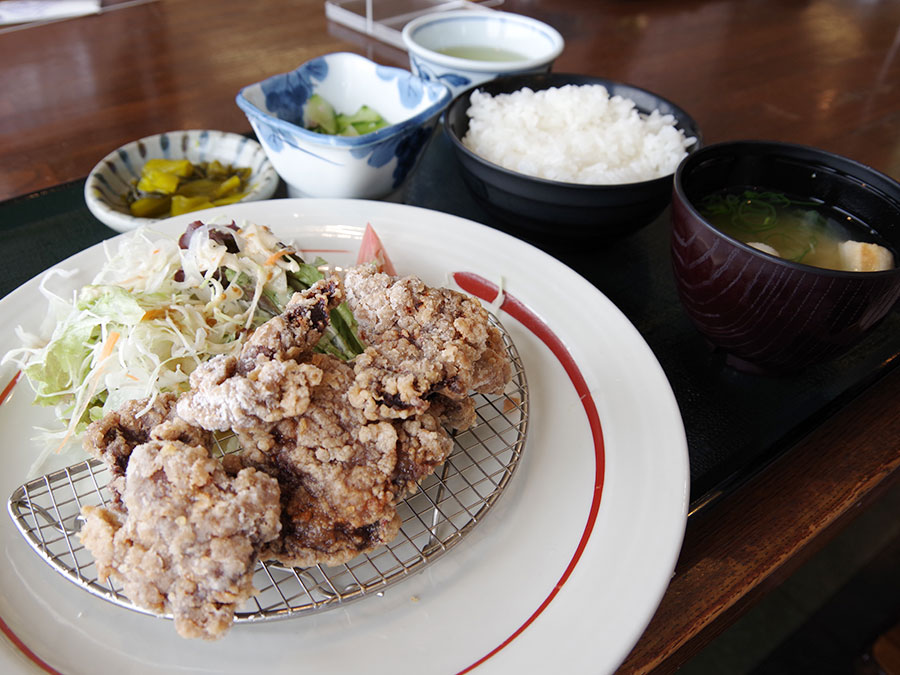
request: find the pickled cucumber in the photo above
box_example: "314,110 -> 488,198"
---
302,94 -> 389,136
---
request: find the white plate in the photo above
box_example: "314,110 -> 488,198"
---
0,199 -> 688,675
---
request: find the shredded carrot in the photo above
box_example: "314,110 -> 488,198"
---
125,373 -> 140,381
264,249 -> 293,266
103,331 -> 120,356
142,308 -> 168,321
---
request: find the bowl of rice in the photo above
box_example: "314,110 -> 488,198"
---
443,73 -> 701,240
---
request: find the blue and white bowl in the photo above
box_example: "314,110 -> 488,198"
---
401,10 -> 565,97
85,129 -> 279,233
236,52 -> 452,199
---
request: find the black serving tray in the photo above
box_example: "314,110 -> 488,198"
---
3,131 -> 898,514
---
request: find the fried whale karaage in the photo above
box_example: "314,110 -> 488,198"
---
79,267 -> 512,639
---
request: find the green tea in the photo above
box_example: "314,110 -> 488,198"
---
437,45 -> 526,61
698,187 -> 895,272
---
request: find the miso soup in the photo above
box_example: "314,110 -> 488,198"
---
697,187 -> 896,272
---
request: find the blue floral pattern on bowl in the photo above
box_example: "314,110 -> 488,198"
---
236,52 -> 451,199
408,55 -> 472,91
375,65 -> 429,108
261,57 -> 329,126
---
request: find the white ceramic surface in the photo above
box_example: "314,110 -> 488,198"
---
402,10 -> 564,97
236,53 -> 451,199
0,199 -> 689,675
84,130 -> 280,233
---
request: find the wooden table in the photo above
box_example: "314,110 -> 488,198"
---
3,1 -> 899,673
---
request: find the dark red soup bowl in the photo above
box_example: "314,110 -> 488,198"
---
671,140 -> 900,374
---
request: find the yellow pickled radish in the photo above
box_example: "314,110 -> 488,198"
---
136,168 -> 181,195
171,195 -> 215,215
128,159 -> 251,218
214,175 -> 242,198
142,158 -> 194,177
128,195 -> 172,217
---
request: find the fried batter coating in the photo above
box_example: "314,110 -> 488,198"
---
392,412 -> 458,492
83,392 -> 210,501
244,355 -> 400,524
343,265 -> 511,420
238,275 -> 343,368
229,354 -> 453,567
176,354 -> 324,432
426,394 -> 477,432
175,276 -> 344,433
79,439 -> 281,640
470,321 -> 514,395
259,481 -> 402,569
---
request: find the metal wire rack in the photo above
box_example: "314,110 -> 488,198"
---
7,322 -> 527,623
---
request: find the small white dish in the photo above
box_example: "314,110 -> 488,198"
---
402,9 -> 565,97
84,130 -> 279,233
236,52 -> 451,200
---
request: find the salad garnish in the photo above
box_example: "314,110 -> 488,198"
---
2,220 -> 365,454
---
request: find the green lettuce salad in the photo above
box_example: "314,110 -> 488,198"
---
2,220 -> 364,457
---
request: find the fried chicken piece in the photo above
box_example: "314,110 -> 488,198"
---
176,354 -> 324,432
343,265 -> 511,421
79,439 -> 281,640
259,481 -> 402,569
248,355 -> 400,526
392,412 -> 458,494
235,354 -> 453,567
83,392 -> 210,502
470,321 -> 513,395
426,394 -> 477,432
237,275 -> 343,368
175,276 -> 343,433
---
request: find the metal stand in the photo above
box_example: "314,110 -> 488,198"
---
324,0 -> 503,50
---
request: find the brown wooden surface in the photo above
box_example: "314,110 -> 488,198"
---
873,618 -> 900,675
618,365 -> 900,673
3,0 -> 900,672
3,0 -> 900,201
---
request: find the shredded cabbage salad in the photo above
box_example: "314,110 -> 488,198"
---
2,219 -> 364,454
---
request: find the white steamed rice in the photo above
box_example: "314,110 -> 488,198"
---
462,84 -> 696,185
